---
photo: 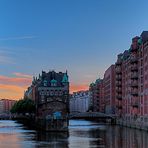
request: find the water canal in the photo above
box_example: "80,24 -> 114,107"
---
0,120 -> 147,148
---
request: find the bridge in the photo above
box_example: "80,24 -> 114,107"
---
0,114 -> 11,120
69,112 -> 116,123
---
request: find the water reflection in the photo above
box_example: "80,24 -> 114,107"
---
35,132 -> 69,148
0,120 -> 147,148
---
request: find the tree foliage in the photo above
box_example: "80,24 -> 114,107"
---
11,99 -> 35,114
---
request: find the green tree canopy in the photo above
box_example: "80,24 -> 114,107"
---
11,99 -> 35,114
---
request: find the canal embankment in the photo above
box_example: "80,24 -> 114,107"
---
116,119 -> 148,131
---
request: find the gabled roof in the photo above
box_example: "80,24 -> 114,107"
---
62,73 -> 68,83
51,79 -> 57,83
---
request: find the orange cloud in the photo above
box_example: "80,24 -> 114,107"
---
0,84 -> 26,100
0,75 -> 32,86
13,72 -> 32,78
0,74 -> 32,100
70,84 -> 88,93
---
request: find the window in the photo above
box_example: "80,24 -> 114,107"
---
43,80 -> 47,86
50,91 -> 54,96
47,98 -> 52,102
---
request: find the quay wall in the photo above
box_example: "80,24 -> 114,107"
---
116,119 -> 148,131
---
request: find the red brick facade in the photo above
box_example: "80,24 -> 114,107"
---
115,31 -> 148,124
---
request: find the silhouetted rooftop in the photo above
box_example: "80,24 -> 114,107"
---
141,31 -> 148,43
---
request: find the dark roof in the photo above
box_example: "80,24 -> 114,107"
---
141,31 -> 148,43
39,71 -> 68,87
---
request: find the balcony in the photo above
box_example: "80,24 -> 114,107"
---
116,67 -> 122,74
131,73 -> 138,79
116,81 -> 122,86
130,81 -> 138,87
131,65 -> 138,71
116,75 -> 122,80
131,102 -> 139,108
131,89 -> 138,96
130,56 -> 138,63
116,87 -> 122,93
116,95 -> 122,100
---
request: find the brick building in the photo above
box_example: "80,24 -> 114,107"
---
89,79 -> 104,112
103,65 -> 116,114
25,70 -> 69,119
0,99 -> 16,113
89,66 -> 116,114
115,31 -> 148,124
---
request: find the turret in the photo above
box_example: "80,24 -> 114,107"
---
62,73 -> 69,84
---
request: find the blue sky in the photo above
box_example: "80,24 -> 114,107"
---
0,0 -> 148,98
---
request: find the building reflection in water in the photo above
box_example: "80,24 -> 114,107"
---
34,123 -> 148,148
35,131 -> 69,148
0,120 -> 147,148
88,125 -> 148,148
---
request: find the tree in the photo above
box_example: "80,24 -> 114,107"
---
10,99 -> 35,114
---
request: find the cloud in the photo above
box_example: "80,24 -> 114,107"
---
0,74 -> 32,100
0,49 -> 15,64
0,55 -> 14,64
0,36 -> 37,41
13,72 -> 32,78
0,75 -> 32,87
0,84 -> 25,100
70,84 -> 88,93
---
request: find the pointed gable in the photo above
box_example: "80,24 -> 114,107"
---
62,73 -> 68,83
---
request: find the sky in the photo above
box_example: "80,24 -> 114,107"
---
0,0 -> 148,100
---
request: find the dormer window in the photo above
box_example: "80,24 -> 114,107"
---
51,79 -> 57,87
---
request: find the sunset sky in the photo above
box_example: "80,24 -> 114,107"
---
0,0 -> 148,99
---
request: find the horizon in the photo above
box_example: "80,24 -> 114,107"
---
0,0 -> 148,99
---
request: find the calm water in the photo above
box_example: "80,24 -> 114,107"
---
0,120 -> 147,148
